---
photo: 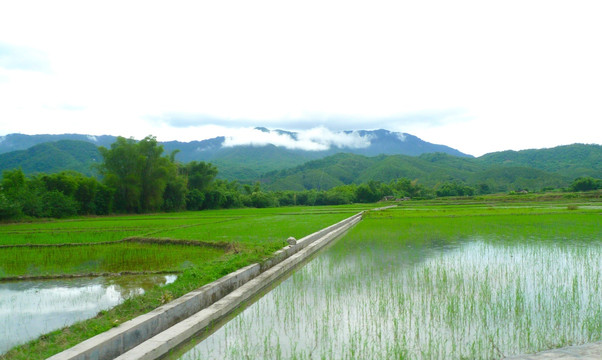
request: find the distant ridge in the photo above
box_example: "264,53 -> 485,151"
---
0,133 -> 116,154
477,143 -> 602,179
0,140 -> 102,176
0,129 -> 470,179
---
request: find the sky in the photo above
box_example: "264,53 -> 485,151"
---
0,0 -> 601,157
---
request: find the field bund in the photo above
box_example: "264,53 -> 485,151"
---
47,210 -> 366,360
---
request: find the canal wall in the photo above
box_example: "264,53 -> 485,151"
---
503,340 -> 602,359
47,211 -> 364,360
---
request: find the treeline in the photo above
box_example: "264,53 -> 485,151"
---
1,136 -> 600,220
569,176 -> 602,192
0,169 -> 113,219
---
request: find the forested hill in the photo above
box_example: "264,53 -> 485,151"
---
477,144 -> 602,179
0,140 -> 102,176
0,134 -> 116,153
260,148 -> 599,193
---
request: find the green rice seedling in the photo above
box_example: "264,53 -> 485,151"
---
174,202 -> 602,359
0,243 -> 226,278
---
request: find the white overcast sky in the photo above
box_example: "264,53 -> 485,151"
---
0,0 -> 601,156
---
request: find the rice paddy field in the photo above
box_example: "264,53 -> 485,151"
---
172,199 -> 602,359
0,206 -> 367,280
0,205 -> 368,359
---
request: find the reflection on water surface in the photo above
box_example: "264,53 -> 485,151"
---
0,274 -> 176,354
176,232 -> 601,359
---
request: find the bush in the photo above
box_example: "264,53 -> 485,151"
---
186,189 -> 205,211
251,192 -> 277,208
436,182 -> 475,197
42,190 -> 79,218
0,193 -> 21,220
570,177 -> 600,192
93,185 -> 114,215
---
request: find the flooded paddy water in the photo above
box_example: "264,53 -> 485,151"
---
173,206 -> 602,359
0,274 -> 176,353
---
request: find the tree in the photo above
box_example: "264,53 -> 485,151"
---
186,189 -> 205,210
99,136 -> 175,213
99,137 -> 143,212
435,182 -> 475,197
0,193 -> 20,219
163,175 -> 187,211
570,177 -> 599,192
138,136 -> 173,212
324,185 -> 355,204
355,181 -> 381,203
93,184 -> 114,215
1,168 -> 43,217
185,161 -> 218,192
1,168 -> 27,197
42,190 -> 78,218
74,176 -> 99,214
38,172 -> 78,197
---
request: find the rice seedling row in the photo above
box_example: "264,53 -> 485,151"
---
175,202 -> 602,359
0,242 -> 227,279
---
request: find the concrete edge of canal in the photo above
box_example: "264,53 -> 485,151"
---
47,209 -> 373,360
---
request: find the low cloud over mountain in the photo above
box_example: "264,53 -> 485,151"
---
222,127 -> 373,151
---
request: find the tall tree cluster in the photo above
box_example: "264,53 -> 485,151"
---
99,136 -> 176,212
98,136 -> 220,213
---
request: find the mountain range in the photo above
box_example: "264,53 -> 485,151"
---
0,129 -> 469,179
0,130 -> 600,192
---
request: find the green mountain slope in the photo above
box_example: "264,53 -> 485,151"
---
0,134 -> 116,154
210,145 -> 319,180
261,151 -> 571,192
0,140 -> 101,176
356,153 -> 485,185
478,144 -> 602,178
467,167 -> 567,192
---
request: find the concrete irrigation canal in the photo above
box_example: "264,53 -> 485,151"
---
45,205 -> 602,359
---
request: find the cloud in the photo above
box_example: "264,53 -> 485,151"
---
392,109 -> 472,127
150,108 -> 471,133
222,127 -> 373,151
297,127 -> 373,149
148,113 -> 236,128
0,43 -> 50,72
